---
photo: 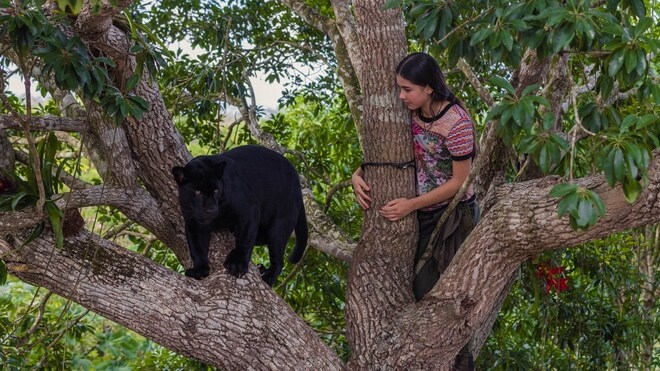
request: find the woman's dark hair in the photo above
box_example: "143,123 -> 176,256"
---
395,52 -> 457,104
397,52 -> 478,156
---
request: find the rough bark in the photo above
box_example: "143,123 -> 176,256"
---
346,1 -> 417,369
0,232 -> 343,370
0,131 -> 14,174
0,115 -> 86,132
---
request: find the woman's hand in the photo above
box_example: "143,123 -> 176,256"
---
351,170 -> 372,209
380,198 -> 415,221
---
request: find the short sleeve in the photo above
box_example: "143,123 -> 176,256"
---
446,118 -> 474,160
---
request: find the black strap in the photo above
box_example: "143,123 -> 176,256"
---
361,160 -> 415,171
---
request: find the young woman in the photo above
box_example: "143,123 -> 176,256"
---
351,51 -> 479,369
352,51 -> 479,299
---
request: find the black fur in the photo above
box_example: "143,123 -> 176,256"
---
172,145 -> 308,286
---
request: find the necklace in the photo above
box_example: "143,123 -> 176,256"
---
418,101 -> 447,134
417,100 -> 456,142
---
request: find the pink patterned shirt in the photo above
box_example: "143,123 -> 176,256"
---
411,102 -> 475,211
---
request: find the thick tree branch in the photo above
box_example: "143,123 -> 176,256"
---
75,0 -> 134,41
412,149 -> 660,363
0,114 -> 87,132
0,207 -> 43,232
303,187 -> 356,262
69,12 -> 191,261
456,58 -> 494,108
0,231 -> 344,369
54,186 -> 186,249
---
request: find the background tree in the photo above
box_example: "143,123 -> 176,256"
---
0,0 -> 658,369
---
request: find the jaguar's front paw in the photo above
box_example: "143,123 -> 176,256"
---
185,266 -> 210,280
256,264 -> 276,286
223,251 -> 249,278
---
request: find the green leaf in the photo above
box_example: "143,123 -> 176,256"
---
575,198 -> 593,227
526,95 -> 550,107
620,115 -> 636,132
622,176 -> 642,202
538,143 -> 551,173
628,0 -> 645,18
489,76 -> 516,96
527,29 -> 546,49
636,114 -> 656,130
45,202 -> 64,249
552,25 -> 575,52
500,105 -> 515,128
590,192 -> 606,218
634,17 -> 652,36
634,49 -> 647,76
624,142 -> 643,166
550,183 -> 578,198
442,6 -> 452,29
485,104 -> 506,121
521,84 -> 541,97
125,75 -> 140,91
623,49 -> 638,74
625,151 -> 638,179
518,134 -> 539,153
512,103 -> 524,126
549,133 -> 569,152
603,148 -> 617,186
543,112 -> 556,131
612,147 -> 625,182
501,31 -> 514,51
557,191 -> 579,217
416,13 -> 435,38
599,74 -> 614,98
578,20 -> 596,40
470,28 -> 492,46
410,3 -> 429,17
11,191 -> 28,210
94,57 -> 116,67
607,49 -> 625,77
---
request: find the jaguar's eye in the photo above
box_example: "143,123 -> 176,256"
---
194,190 -> 201,196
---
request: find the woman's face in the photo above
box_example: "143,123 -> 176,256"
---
396,75 -> 432,112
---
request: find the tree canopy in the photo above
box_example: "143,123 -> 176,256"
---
0,0 -> 658,368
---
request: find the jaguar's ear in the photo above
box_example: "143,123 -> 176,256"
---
172,166 -> 186,186
217,161 -> 227,176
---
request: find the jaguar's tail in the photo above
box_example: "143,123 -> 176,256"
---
288,204 -> 308,264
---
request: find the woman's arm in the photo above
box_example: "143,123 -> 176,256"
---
379,158 -> 471,221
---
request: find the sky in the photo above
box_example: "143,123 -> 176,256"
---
7,37 -> 287,111
7,70 -> 285,111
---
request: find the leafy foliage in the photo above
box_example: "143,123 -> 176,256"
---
0,133 -> 67,247
550,183 -> 606,230
0,1 -> 154,125
0,277 -> 214,369
480,231 -> 659,369
388,0 -> 659,222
